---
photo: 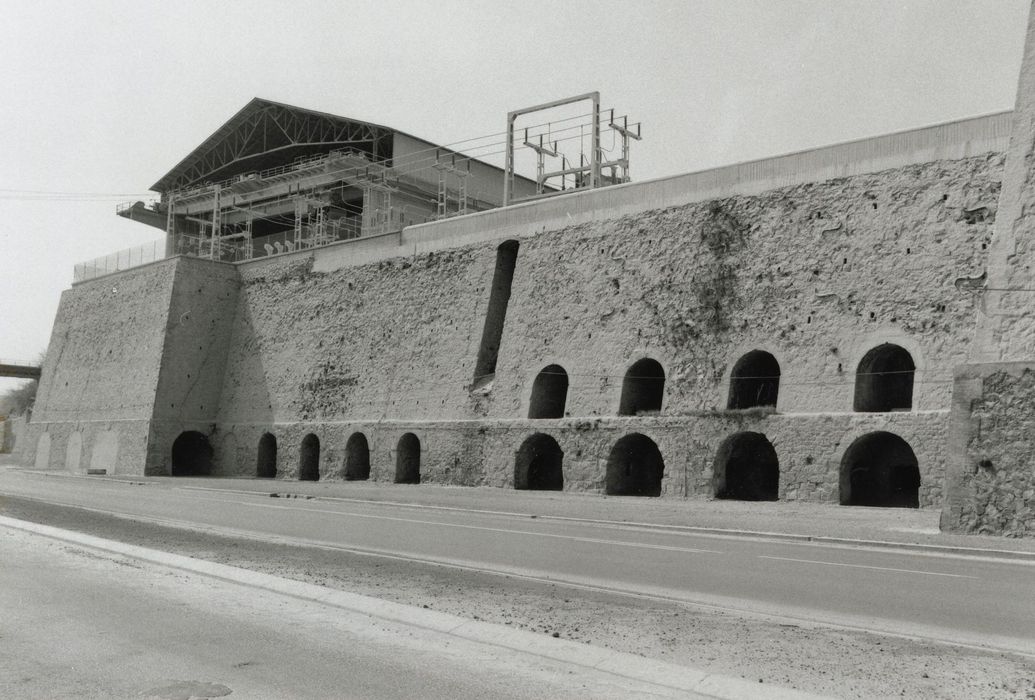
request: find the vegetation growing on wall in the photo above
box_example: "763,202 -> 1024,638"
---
696,199 -> 749,334
0,381 -> 36,417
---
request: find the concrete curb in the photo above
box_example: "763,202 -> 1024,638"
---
0,514 -> 830,700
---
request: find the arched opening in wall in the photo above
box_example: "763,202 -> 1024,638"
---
605,433 -> 664,497
618,358 -> 665,416
727,351 -> 780,409
473,240 -> 520,384
345,432 -> 371,481
395,433 -> 421,484
89,431 -> 119,474
528,365 -> 569,419
257,433 -> 278,479
171,431 -> 213,476
713,432 -> 779,501
299,434 -> 320,481
839,431 -> 920,508
65,431 -> 83,472
34,433 -> 51,471
854,344 -> 915,412
514,433 -> 563,491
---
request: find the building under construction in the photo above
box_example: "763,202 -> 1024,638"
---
114,98 -> 552,266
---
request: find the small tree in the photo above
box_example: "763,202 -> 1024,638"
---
0,380 -> 37,417
0,352 -> 44,417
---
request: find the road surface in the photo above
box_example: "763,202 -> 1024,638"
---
0,524 -> 699,700
1,469 -> 1032,657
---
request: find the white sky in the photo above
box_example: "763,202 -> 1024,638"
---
0,0 -> 1029,394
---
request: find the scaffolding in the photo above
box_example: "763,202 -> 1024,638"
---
432,152 -> 471,219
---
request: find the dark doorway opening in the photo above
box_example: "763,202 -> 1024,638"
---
299,433 -> 320,481
605,433 -> 664,496
473,240 -> 519,382
171,431 -> 213,476
514,433 -> 564,491
854,344 -> 915,412
528,365 -> 569,419
345,432 -> 371,481
713,432 -> 779,500
395,433 -> 421,484
840,431 -> 920,508
727,351 -> 780,409
257,433 -> 277,479
618,358 -> 665,416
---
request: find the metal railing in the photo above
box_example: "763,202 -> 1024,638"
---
73,238 -> 166,283
71,216 -> 376,283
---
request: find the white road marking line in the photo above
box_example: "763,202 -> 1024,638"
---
189,493 -> 722,555
758,555 -> 981,579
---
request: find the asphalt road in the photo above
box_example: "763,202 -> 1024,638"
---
0,525 -> 694,700
1,470 -> 1033,657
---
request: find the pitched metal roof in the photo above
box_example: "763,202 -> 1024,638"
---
151,98 -> 396,192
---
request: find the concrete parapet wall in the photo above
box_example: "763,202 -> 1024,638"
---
398,112 -> 1010,259
943,362 -> 1035,536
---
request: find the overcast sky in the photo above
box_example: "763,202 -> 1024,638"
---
0,0 -> 1029,395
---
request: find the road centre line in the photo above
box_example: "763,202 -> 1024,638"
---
758,555 -> 981,579
189,493 -> 723,555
